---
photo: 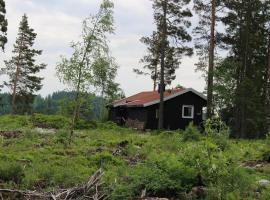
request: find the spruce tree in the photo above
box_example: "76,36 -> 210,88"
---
3,14 -> 46,114
152,0 -> 193,129
0,0 -> 7,51
0,0 -> 7,96
219,0 -> 269,138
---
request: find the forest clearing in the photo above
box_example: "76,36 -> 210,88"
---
0,115 -> 269,199
1,0 -> 270,199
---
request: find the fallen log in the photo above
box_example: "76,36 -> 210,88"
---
0,169 -> 107,200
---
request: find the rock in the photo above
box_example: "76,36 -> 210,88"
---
35,128 -> 56,134
257,179 -> 270,188
191,186 -> 207,198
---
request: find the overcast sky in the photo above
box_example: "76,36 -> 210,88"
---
1,0 -> 205,97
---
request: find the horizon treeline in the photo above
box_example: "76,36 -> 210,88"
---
0,91 -> 106,120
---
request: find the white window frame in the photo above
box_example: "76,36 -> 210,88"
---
182,105 -> 194,119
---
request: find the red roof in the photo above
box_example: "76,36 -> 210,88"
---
112,88 -> 185,107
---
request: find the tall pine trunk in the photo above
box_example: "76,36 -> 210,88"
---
11,39 -> 23,115
207,0 -> 216,118
158,0 -> 167,130
153,64 -> 158,91
11,65 -> 19,114
267,30 -> 270,130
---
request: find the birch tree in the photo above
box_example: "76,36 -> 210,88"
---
56,0 -> 115,139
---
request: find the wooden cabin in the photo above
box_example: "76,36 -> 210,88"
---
107,88 -> 207,130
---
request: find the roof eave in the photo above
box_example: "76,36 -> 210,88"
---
142,88 -> 207,107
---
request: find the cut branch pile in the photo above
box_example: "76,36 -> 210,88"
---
0,169 -> 107,200
0,130 -> 22,138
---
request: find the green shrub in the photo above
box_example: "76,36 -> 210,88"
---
204,116 -> 230,151
0,115 -> 31,129
107,153 -> 197,200
261,186 -> 270,200
0,162 -> 24,184
31,114 -> 70,129
75,119 -> 97,130
55,130 -> 70,146
90,152 -> 124,169
182,122 -> 201,141
98,121 -> 122,130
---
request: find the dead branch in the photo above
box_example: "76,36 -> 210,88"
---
0,169 -> 107,200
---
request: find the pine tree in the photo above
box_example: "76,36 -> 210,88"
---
264,0 -> 270,131
134,32 -> 160,91
134,32 -> 180,91
3,14 -> 46,114
193,0 -> 224,117
152,0 -> 193,129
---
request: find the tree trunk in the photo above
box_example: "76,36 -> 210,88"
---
11,40 -> 24,115
11,65 -> 20,114
267,30 -> 270,130
207,0 -> 216,118
69,11 -> 103,142
153,64 -> 158,91
158,0 -> 167,130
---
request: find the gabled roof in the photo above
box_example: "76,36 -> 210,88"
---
111,88 -> 206,108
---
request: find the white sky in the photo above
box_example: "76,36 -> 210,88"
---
1,0 -> 205,97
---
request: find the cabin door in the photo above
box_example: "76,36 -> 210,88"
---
117,108 -> 127,125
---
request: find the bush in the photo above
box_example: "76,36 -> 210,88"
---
106,153 -> 197,200
98,121 -> 123,131
90,152 -> 124,169
0,115 -> 31,129
0,162 -> 24,184
55,130 -> 70,146
32,114 -> 70,129
182,122 -> 201,141
261,186 -> 270,200
75,119 -> 97,130
204,116 -> 230,151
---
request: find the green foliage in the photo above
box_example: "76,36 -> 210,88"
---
3,14 -> 46,114
75,119 -> 97,130
0,162 -> 24,184
0,115 -> 31,129
0,0 -> 7,51
0,118 -> 268,199
204,116 -> 230,151
31,114 -> 70,129
261,186 -> 270,200
55,130 -> 70,146
182,122 -> 201,141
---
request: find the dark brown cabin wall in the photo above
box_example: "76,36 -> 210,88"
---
126,107 -> 148,121
125,107 -> 148,129
146,104 -> 159,129
146,92 -> 206,130
108,91 -> 207,130
108,107 -> 117,122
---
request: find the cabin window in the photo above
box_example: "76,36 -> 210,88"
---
182,105 -> 194,119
